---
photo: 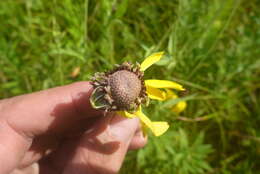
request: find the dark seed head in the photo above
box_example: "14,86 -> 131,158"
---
108,70 -> 141,110
90,62 -> 147,112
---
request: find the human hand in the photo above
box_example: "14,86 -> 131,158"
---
0,82 -> 147,174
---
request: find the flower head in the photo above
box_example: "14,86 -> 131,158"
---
90,52 -> 186,136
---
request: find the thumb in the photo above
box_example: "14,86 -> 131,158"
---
60,114 -> 140,174
2,81 -> 99,137
0,82 -> 100,174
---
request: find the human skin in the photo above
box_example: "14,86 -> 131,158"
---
0,82 -> 147,174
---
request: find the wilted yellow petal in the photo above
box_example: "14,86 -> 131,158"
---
145,79 -> 185,91
117,111 -> 136,118
151,122 -> 169,136
146,86 -> 166,101
135,109 -> 169,136
140,52 -> 164,71
171,101 -> 187,113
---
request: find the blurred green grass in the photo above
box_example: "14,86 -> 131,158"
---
0,0 -> 260,173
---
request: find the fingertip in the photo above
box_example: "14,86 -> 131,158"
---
70,81 -> 105,117
129,129 -> 148,150
109,116 -> 140,143
68,81 -> 98,116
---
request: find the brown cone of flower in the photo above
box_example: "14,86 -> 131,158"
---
90,62 -> 148,112
108,70 -> 141,110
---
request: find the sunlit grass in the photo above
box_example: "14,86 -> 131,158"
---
0,0 -> 259,173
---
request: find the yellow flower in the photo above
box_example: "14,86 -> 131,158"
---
117,52 -> 186,136
164,89 -> 187,114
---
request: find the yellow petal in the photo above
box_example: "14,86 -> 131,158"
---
135,109 -> 169,136
117,111 -> 136,118
135,109 -> 153,130
145,79 -> 185,91
151,122 -> 170,136
171,101 -> 187,113
140,52 -> 164,71
165,89 -> 178,99
146,86 -> 166,101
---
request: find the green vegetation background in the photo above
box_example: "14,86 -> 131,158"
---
0,0 -> 259,173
